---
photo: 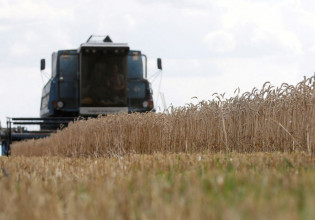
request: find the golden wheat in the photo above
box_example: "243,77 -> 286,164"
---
11,75 -> 315,157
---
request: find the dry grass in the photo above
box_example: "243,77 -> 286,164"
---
1,152 -> 315,220
11,75 -> 315,157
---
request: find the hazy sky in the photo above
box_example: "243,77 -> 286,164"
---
1,0 -> 315,125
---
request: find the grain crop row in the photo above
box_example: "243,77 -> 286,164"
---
12,75 -> 315,157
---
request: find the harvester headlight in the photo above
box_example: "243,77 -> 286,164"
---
142,101 -> 149,108
57,101 -> 64,108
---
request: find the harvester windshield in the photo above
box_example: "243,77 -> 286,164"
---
80,48 -> 128,109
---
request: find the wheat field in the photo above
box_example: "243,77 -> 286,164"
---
2,76 -> 315,219
11,75 -> 315,157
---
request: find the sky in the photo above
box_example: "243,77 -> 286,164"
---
1,0 -> 315,126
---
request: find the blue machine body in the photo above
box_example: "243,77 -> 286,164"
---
40,48 -> 154,118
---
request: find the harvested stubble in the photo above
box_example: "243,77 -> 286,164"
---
1,152 -> 315,220
12,75 -> 315,157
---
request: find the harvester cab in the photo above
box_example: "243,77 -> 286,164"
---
40,35 -> 130,118
40,35 -> 156,118
1,35 -> 160,156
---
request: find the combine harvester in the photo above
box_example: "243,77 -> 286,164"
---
0,35 -> 162,156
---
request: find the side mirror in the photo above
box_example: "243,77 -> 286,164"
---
157,58 -> 162,70
40,59 -> 46,70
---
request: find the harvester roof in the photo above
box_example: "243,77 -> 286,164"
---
78,35 -> 129,53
